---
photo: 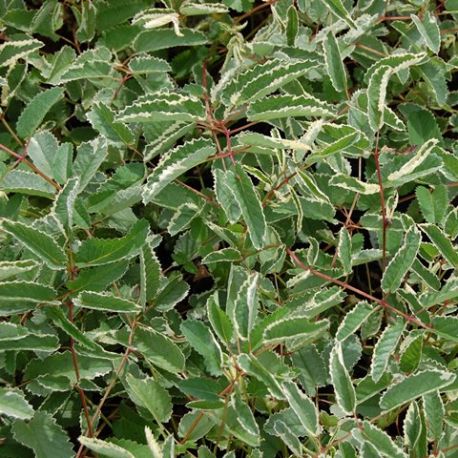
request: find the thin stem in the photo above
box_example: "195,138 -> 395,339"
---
75,320 -> 138,458
111,74 -> 132,102
229,121 -> 260,135
234,0 -> 275,23
0,143 -> 61,191
377,15 -> 411,22
262,170 -> 298,207
180,371 -> 242,444
354,43 -> 388,57
175,179 -> 216,204
286,248 -> 431,330
262,160 -> 313,207
208,146 -> 250,161
0,116 -> 23,147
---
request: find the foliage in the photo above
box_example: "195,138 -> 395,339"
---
0,0 -> 457,457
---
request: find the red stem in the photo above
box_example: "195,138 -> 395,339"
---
0,143 -> 61,191
68,300 -> 94,437
286,248 -> 431,330
373,132 -> 388,270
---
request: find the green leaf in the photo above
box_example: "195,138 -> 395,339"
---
403,401 -> 426,456
144,121 -> 194,162
168,202 -> 201,236
75,0 -> 96,42
126,374 -> 172,423
354,421 -> 407,458
180,319 -> 223,376
225,164 -> 267,249
415,185 -> 448,224
228,394 -> 260,446
1,219 -> 67,269
337,227 -> 352,273
154,274 -> 189,312
371,321 -> 404,382
237,354 -> 284,399
398,104 -> 442,146
24,351 -> 112,383
219,59 -> 318,106
356,373 -> 393,405
367,54 -> 425,131
292,345 -> 328,395
0,322 -> 59,352
75,291 -> 141,313
213,168 -> 242,224
0,388 -> 34,419
0,281 -> 56,303
45,306 -> 110,355
420,224 -> 458,268
380,370 -> 455,411
134,28 -> 207,52
139,238 -> 161,305
52,177 -> 80,231
56,57 -> 113,84
271,419 -> 302,455
75,218 -> 149,267
410,258 -> 441,291
12,411 -> 74,458
0,170 -> 56,198
128,55 -> 171,75
399,333 -> 423,374
282,381 -> 319,436
323,31 -> 347,92
78,437 -> 135,458
411,12 -> 441,54
431,316 -> 458,343
180,2 -> 228,15
66,261 -> 129,293
306,130 -> 359,165
237,131 -> 310,151
0,39 -> 43,68
154,434 -> 172,458
387,139 -> 439,185
263,316 -> 329,345
207,294 -> 234,345
72,136 -> 108,191
422,391 -> 444,442
418,59 -> 448,105
366,64 -> 395,132
87,102 -> 135,145
320,0 -> 356,28
118,92 -> 205,123
336,302 -> 374,341
286,6 -> 299,46
420,278 -> 458,309
0,260 -> 38,281
202,248 -> 241,265
16,87 -> 64,139
381,225 -> 421,293
28,131 -> 72,184
247,94 -> 334,121
232,272 -> 259,340
134,327 -> 185,374
142,138 -> 214,204
177,377 -> 224,402
330,341 -> 356,415
329,174 -> 380,195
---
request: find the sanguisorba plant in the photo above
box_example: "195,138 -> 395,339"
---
0,0 -> 457,456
